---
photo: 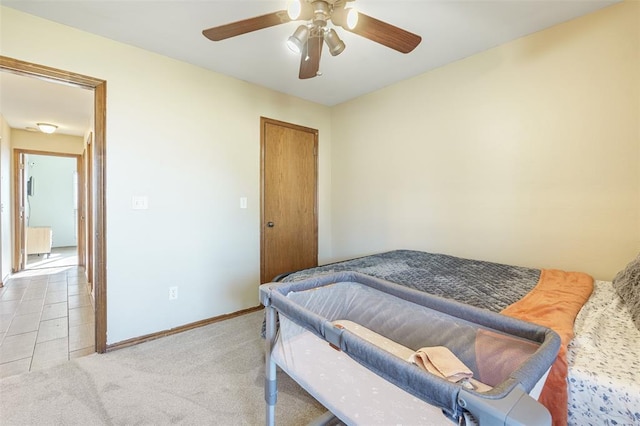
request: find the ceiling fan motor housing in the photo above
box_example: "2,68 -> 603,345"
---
312,1 -> 331,26
296,0 -> 353,27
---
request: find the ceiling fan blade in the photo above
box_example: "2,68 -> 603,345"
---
299,36 -> 323,79
347,12 -> 421,53
202,10 -> 290,41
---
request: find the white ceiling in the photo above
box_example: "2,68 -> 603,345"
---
0,0 -> 619,135
0,71 -> 94,137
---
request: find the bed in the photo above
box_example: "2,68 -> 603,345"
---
263,249 -> 640,426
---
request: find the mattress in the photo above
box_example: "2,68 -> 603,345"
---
567,280 -> 640,425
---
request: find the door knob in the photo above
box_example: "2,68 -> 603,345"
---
267,222 -> 275,228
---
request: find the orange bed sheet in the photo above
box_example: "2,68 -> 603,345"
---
501,269 -> 593,426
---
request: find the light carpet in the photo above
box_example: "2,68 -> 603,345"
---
0,310 -> 325,425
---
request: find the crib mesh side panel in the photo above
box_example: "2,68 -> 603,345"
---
285,281 -> 541,381
270,276 -> 558,419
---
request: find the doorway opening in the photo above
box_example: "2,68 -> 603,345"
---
22,152 -> 80,270
1,56 -> 107,353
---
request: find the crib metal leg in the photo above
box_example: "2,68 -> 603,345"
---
265,305 -> 277,426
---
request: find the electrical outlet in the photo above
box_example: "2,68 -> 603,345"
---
169,286 -> 178,300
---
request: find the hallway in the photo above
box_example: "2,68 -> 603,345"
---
0,265 -> 94,378
26,246 -> 78,270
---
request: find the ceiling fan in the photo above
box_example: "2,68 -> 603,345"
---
202,0 -> 422,79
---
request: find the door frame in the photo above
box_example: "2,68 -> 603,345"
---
259,116 -> 319,283
13,149 -> 83,270
13,152 -> 27,271
84,133 -> 95,294
0,56 -> 108,353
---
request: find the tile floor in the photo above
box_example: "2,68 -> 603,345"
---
0,263 -> 95,379
27,246 -> 79,270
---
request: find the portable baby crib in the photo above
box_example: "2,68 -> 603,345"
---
260,272 -> 561,426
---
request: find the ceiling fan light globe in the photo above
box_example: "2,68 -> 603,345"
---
287,0 -> 301,19
324,28 -> 346,56
346,8 -> 358,29
287,0 -> 314,21
286,38 -> 301,53
331,5 -> 358,30
287,25 -> 309,53
328,41 -> 346,56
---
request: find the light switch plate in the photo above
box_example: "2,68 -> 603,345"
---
132,195 -> 148,210
240,197 -> 248,209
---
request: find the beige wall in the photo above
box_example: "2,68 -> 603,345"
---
1,6 -> 333,343
0,115 -> 12,282
331,1 -> 639,280
11,129 -> 84,154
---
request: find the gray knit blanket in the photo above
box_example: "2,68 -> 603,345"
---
279,250 -> 541,313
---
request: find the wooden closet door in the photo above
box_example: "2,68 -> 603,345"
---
261,117 -> 318,283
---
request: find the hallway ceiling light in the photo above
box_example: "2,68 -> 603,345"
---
37,123 -> 58,134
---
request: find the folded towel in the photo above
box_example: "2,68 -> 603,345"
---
333,320 -> 415,359
332,321 -> 492,392
408,346 -> 473,383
